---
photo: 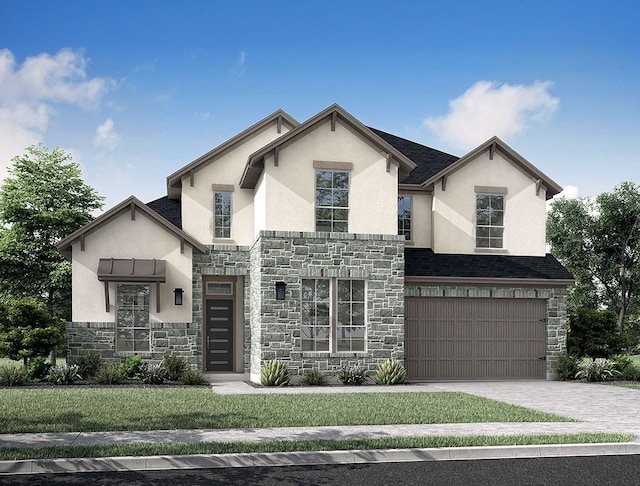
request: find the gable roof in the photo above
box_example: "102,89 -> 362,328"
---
239,104 -> 417,189
368,128 -> 460,185
422,136 -> 563,199
56,196 -> 207,260
405,248 -> 574,285
166,109 -> 299,199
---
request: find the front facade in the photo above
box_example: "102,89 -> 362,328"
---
57,104 -> 573,382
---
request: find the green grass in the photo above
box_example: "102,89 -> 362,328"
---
0,433 -> 631,461
0,388 -> 573,434
0,357 -> 66,366
629,355 -> 640,366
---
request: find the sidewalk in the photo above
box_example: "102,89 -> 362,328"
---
2,380 -> 640,475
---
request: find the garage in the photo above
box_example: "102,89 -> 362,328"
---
405,298 -> 547,381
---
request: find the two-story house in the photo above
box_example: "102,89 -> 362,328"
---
57,104 -> 573,382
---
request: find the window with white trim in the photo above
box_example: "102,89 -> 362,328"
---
315,170 -> 349,232
116,284 -> 150,352
214,192 -> 232,238
476,194 -> 504,248
301,278 -> 365,352
397,195 -> 412,240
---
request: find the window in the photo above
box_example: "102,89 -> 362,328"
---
214,192 -> 232,238
206,282 -> 233,296
116,284 -> 150,352
301,278 -> 365,352
476,194 -> 504,248
397,196 -> 412,240
315,170 -> 349,232
337,280 -> 365,351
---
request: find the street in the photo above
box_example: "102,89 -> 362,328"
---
2,455 -> 639,485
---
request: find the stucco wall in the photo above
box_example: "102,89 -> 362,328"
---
256,120 -> 399,235
71,209 -> 193,323
432,150 -> 547,256
180,122 -> 290,246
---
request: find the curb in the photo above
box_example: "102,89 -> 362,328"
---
2,442 -> 640,475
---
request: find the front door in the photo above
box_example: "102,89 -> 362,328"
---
205,299 -> 234,371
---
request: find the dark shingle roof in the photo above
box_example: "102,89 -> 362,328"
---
146,196 -> 182,229
405,248 -> 574,281
369,127 -> 459,185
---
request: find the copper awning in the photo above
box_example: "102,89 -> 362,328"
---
97,258 -> 166,283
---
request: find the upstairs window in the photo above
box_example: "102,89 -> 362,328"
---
476,194 -> 504,248
315,170 -> 349,232
214,192 -> 232,238
397,196 -> 412,240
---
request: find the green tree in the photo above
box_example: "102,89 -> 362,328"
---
547,181 -> 640,329
0,298 -> 65,366
0,145 -> 104,320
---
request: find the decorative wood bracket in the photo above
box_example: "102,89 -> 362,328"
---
489,142 -> 497,160
331,111 -> 337,131
274,146 -> 280,167
276,115 -> 282,134
441,176 -> 447,191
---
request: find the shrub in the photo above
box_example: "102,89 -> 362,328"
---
119,355 -> 145,380
26,356 -> 52,382
568,309 -> 630,358
575,358 -> 618,382
47,364 -> 81,385
301,369 -> 328,386
94,364 -> 124,385
140,363 -> 168,384
0,363 -> 27,386
337,362 -> 368,386
179,369 -> 209,386
73,351 -> 103,379
375,359 -> 407,385
554,352 -> 579,381
619,363 -> 640,381
260,360 -> 290,387
162,351 -> 189,381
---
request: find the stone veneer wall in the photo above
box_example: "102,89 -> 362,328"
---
249,230 -> 405,383
66,321 -> 198,365
192,244 -> 251,372
404,283 -> 569,379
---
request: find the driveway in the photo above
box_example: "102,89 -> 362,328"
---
428,381 -> 640,434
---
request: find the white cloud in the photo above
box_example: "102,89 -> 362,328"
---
233,50 -> 246,76
94,118 -> 120,150
425,81 -> 559,151
0,48 -> 114,177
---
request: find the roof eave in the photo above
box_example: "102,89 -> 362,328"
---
56,196 -> 208,257
166,109 -> 298,197
239,104 -> 417,189
421,137 -> 563,200
405,275 -> 575,287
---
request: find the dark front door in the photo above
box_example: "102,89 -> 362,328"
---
205,299 -> 234,371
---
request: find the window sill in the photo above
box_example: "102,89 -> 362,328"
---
301,351 -> 368,358
403,240 -> 414,246
212,238 -> 235,244
474,248 -> 509,254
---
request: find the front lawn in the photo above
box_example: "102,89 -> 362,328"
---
0,388 -> 573,434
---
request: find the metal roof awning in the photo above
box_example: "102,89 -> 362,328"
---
97,258 -> 166,283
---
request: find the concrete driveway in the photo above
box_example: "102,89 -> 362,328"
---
428,381 -> 640,435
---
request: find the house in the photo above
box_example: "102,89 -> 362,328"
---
56,104 -> 573,382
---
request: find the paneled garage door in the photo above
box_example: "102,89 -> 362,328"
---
405,298 -> 547,380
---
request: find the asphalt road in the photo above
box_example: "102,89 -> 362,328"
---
2,455 -> 639,485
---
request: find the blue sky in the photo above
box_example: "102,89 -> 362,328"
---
1,0 -> 638,210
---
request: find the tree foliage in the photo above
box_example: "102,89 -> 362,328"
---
0,297 -> 65,365
567,309 -> 629,358
547,181 -> 640,329
0,145 -> 104,319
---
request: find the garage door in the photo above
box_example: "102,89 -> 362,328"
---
405,298 -> 546,380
